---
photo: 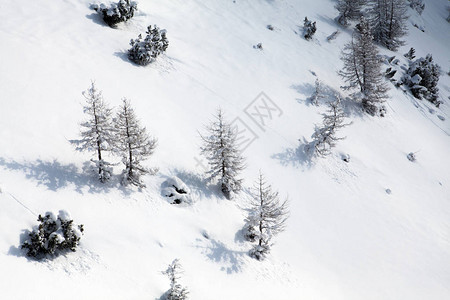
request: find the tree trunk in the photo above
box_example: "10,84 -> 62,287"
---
93,102 -> 103,176
124,106 -> 133,178
258,175 -> 264,247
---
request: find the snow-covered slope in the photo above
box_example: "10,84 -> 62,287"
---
0,0 -> 449,299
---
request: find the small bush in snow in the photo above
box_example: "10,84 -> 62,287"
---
243,223 -> 258,243
162,259 -> 189,300
93,0 -> 137,27
341,153 -> 350,162
402,54 -> 440,106
128,25 -> 169,66
407,152 -> 417,162
303,17 -> 317,40
404,47 -> 416,61
21,211 -> 84,259
162,177 -> 191,205
253,43 -> 263,50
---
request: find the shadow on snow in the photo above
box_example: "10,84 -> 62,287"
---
195,237 -> 247,274
0,157 -> 130,195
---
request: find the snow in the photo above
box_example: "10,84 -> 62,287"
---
58,210 -> 72,222
0,0 -> 449,299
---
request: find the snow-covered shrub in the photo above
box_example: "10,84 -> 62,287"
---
385,67 -> 397,80
303,17 -> 317,40
162,259 -> 189,300
249,241 -> 271,261
407,152 -> 417,162
341,153 -> 350,162
404,47 -> 416,60
21,210 -> 84,259
128,25 -> 169,66
93,0 -> 137,27
243,222 -> 258,243
402,54 -> 440,106
253,43 -> 263,50
408,0 -> 425,15
162,177 -> 191,205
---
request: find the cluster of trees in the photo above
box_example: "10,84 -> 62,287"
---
199,109 -> 289,259
73,98 -> 289,258
71,82 -> 157,188
336,0 -> 408,51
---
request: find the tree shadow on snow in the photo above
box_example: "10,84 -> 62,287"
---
8,230 -> 32,259
113,51 -> 134,65
291,81 -> 340,107
291,82 -> 316,105
290,82 -> 365,117
271,140 -> 314,169
0,158 -> 118,194
85,13 -> 108,27
233,228 -> 247,244
8,237 -> 26,258
154,291 -> 169,300
195,238 -> 247,274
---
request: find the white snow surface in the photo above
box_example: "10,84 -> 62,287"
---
0,0 -> 449,299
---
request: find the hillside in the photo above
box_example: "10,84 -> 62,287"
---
0,0 -> 449,299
